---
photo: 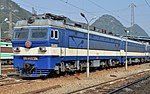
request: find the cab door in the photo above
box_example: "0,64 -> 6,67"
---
59,29 -> 66,56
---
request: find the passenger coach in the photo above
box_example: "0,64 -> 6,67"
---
0,42 -> 13,65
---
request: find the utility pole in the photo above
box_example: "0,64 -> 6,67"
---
0,18 -> 8,76
32,7 -> 37,16
80,13 -> 97,78
129,3 -> 136,34
9,11 -> 13,31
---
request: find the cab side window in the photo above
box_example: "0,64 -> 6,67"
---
55,30 -> 58,39
51,30 -> 59,39
51,30 -> 55,39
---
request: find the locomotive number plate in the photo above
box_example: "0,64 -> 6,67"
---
23,57 -> 38,60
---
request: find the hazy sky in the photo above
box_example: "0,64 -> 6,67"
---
12,0 -> 150,36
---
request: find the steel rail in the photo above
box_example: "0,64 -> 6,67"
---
67,70 -> 150,94
107,75 -> 150,94
23,85 -> 61,94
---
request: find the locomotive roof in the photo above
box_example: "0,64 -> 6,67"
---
15,13 -> 149,46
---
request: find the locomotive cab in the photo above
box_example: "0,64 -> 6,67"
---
12,25 -> 63,77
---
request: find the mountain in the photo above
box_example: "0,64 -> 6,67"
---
0,0 -> 32,39
128,24 -> 149,36
1,0 -> 148,39
92,14 -> 149,37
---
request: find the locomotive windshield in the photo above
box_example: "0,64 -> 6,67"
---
30,28 -> 48,40
14,28 -> 29,40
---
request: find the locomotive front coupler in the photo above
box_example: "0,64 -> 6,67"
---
23,63 -> 35,74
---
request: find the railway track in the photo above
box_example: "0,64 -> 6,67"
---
23,85 -> 61,94
1,65 -> 16,74
67,69 -> 150,94
0,76 -> 32,87
2,65 -> 13,68
0,80 -> 31,87
107,75 -> 150,94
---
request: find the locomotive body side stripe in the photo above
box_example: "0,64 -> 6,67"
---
13,47 -> 147,57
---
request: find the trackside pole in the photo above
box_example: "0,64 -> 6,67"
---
0,60 -> 1,77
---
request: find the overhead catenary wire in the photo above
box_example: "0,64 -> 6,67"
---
58,0 -> 132,36
16,0 -> 134,23
59,0 -> 129,24
20,0 -> 80,14
87,0 -> 130,23
10,0 -> 150,36
59,0 -> 91,14
15,1 -> 128,26
144,0 -> 150,8
13,0 -> 149,22
19,0 -> 133,16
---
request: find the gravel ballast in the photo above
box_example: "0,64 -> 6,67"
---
0,63 -> 149,94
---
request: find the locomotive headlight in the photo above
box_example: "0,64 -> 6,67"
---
39,47 -> 47,52
13,47 -> 20,52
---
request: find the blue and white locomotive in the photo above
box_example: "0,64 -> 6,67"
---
12,13 -> 150,77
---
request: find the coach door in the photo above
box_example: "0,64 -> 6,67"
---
60,30 -> 66,56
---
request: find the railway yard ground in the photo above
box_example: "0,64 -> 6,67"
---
0,63 -> 150,94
